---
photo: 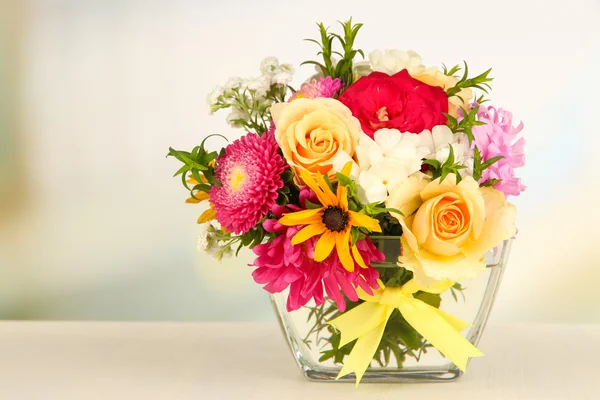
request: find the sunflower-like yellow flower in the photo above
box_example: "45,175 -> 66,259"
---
278,167 -> 382,272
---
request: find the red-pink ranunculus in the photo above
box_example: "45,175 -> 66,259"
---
338,70 -> 449,137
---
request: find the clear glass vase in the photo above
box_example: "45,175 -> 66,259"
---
270,238 -> 512,383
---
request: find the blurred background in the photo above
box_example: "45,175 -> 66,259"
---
1,0 -> 599,322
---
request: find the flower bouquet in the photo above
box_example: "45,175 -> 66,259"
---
168,19 -> 525,385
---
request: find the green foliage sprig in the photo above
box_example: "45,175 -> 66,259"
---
473,146 -> 504,184
445,105 -> 485,144
302,18 -> 365,93
423,145 -> 467,183
167,134 -> 226,198
335,170 -> 402,246
444,106 -> 504,187
444,62 -> 493,99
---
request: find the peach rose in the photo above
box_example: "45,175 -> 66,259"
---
270,98 -> 361,182
387,174 -> 516,287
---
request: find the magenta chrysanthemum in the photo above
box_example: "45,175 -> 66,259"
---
250,204 -> 384,312
210,131 -> 286,234
290,76 -> 344,101
471,104 -> 526,197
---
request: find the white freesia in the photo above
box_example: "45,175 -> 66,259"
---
224,77 -> 243,93
272,64 -> 295,85
419,125 -> 474,176
197,229 -> 211,252
368,49 -> 424,75
226,108 -> 249,128
206,86 -> 224,113
197,223 -> 234,263
353,60 -> 372,79
333,129 -> 430,204
243,76 -> 269,98
260,57 -> 279,75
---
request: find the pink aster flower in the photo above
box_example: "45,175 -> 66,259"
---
471,104 -> 526,197
210,131 -> 286,234
251,203 -> 384,312
290,76 -> 343,101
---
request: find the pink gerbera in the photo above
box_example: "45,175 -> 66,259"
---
251,202 -> 384,312
290,76 -> 344,101
210,131 -> 286,234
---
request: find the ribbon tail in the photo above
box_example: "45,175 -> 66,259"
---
397,298 -> 483,372
329,302 -> 389,347
335,308 -> 393,386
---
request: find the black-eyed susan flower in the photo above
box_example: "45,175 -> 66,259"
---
278,167 -> 381,272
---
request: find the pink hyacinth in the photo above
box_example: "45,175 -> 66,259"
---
471,104 -> 526,197
251,203 -> 384,312
210,131 -> 286,234
290,76 -> 343,101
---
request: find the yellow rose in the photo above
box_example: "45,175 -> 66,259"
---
387,174 -> 516,287
270,98 -> 361,182
412,68 -> 473,118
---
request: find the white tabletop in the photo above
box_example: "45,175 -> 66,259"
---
0,322 -> 598,399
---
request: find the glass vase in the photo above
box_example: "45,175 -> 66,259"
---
270,237 -> 512,383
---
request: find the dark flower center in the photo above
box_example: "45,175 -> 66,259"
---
321,206 -> 349,232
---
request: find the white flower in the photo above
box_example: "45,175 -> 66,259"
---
206,86 -> 224,114
224,77 -> 243,93
197,223 -> 234,263
226,108 -> 249,128
260,57 -> 279,75
333,129 -> 430,204
353,60 -> 372,80
243,77 -> 269,98
197,230 -> 211,252
368,49 -> 424,76
419,125 -> 474,176
272,64 -> 295,85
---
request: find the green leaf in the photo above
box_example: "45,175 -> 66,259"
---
323,173 -> 334,192
423,159 -> 441,169
481,178 -> 502,187
300,60 -> 327,71
335,172 -> 353,187
481,155 -> 504,169
304,200 -> 322,210
413,291 -> 442,308
192,183 -> 211,193
363,203 -> 403,217
350,227 -> 360,247
173,164 -> 190,177
191,169 -> 203,185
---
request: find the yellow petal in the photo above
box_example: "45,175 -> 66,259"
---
349,211 -> 382,233
279,208 -> 322,226
336,230 -> 354,272
197,206 -> 217,224
299,170 -> 335,207
187,173 -> 208,185
315,173 -> 338,206
186,191 -> 209,204
314,230 -> 336,262
292,223 -> 327,245
336,183 -> 349,211
341,161 -> 353,177
352,244 -> 368,269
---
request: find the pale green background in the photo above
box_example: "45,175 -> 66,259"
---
1,0 -> 599,322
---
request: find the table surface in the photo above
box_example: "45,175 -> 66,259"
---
0,322 -> 598,400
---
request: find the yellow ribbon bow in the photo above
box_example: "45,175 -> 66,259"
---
328,279 -> 483,385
